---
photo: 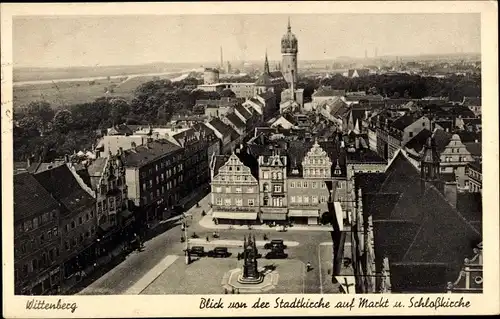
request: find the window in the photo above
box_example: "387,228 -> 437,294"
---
235,198 -> 243,206
235,187 -> 242,193
297,181 -> 302,188
321,183 -> 327,189
291,196 -> 296,203
312,196 -> 318,204
263,183 -> 270,192
338,182 -> 342,189
303,182 -> 308,188
90,210 -> 94,218
142,183 -> 146,192
65,241 -> 70,250
263,172 -> 269,179
71,221 -> 76,229
216,187 -> 222,193
79,217 -> 83,225
32,217 -> 39,229
274,185 -> 282,192
320,196 -> 327,203
216,198 -> 222,205
312,182 -> 317,189
290,182 -> 295,188
225,187 -> 231,193
224,198 -> 231,206
248,199 -> 255,206
263,196 -> 269,206
297,196 -> 303,203
247,187 -> 254,193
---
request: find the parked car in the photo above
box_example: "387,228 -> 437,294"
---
189,246 -> 206,257
264,239 -> 287,250
265,249 -> 288,259
208,247 -> 230,258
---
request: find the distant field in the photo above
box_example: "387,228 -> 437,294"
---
13,77 -> 132,110
13,72 -> 188,110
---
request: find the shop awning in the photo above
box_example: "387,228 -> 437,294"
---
212,211 -> 258,220
261,212 -> 287,221
288,209 -> 319,217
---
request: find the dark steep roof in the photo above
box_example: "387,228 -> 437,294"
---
235,104 -> 253,120
390,114 -> 417,131
121,139 -> 182,168
33,164 -> 95,216
208,118 -> 234,137
225,112 -> 246,130
14,172 -> 61,222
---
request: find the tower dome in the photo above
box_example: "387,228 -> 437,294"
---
281,18 -> 298,54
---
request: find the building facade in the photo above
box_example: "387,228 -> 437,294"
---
14,173 -> 63,295
258,152 -> 288,223
210,153 -> 260,224
439,134 -> 475,189
123,140 -> 184,226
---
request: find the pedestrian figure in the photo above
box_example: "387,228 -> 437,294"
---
206,236 -> 209,242
306,261 -> 312,272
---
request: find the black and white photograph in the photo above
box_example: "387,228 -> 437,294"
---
2,1 -> 498,317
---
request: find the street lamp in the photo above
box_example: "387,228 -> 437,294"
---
182,216 -> 191,265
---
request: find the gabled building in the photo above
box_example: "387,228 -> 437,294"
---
439,134 -> 475,189
210,152 -> 260,224
33,164 -> 98,289
14,173 -> 63,295
258,151 -> 288,223
351,147 -> 481,293
122,139 -> 184,226
223,112 -> 247,137
205,117 -> 240,155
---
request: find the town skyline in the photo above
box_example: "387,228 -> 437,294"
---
14,13 -> 480,68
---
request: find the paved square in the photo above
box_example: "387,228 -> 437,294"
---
141,257 -> 306,295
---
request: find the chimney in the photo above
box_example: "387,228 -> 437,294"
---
443,181 -> 458,208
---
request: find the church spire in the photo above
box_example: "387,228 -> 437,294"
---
420,136 -> 442,193
264,50 -> 270,74
287,17 -> 291,31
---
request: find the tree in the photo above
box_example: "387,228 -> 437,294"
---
52,109 -> 73,133
109,98 -> 130,125
220,88 -> 236,98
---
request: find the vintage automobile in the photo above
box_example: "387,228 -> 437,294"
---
189,246 -> 206,257
265,248 -> 288,259
264,239 -> 287,250
207,247 -> 230,258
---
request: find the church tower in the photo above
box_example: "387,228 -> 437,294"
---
281,17 -> 298,89
420,136 -> 443,192
264,50 -> 270,74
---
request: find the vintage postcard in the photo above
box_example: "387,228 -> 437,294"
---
1,1 -> 498,317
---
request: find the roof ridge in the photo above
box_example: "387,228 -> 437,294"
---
400,221 -> 426,261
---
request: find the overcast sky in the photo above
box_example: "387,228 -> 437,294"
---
13,14 -> 481,68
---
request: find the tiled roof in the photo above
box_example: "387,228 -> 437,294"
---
456,192 -> 482,233
312,87 -> 345,97
346,148 -> 387,164
208,118 -> 233,137
354,172 -> 387,194
389,263 -> 452,293
86,158 -> 107,190
258,91 -> 276,100
108,124 -> 134,136
468,158 -> 482,173
269,71 -> 284,79
405,129 -> 432,153
457,131 -> 481,143
33,164 -> 95,216
462,97 -> 481,106
390,114 -> 417,131
365,151 -> 482,292
464,142 -> 481,157
14,172 -> 60,222
344,94 -> 384,102
121,139 -> 182,168
225,112 -> 246,130
432,129 -> 453,154
235,104 -> 253,120
212,155 -> 230,176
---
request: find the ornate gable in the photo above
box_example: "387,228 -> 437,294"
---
213,153 -> 258,184
302,140 -> 332,178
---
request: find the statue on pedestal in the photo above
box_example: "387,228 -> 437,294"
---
242,235 -> 260,280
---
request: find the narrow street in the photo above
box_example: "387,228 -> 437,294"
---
78,193 -> 336,295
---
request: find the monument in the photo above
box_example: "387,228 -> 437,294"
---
238,235 -> 263,284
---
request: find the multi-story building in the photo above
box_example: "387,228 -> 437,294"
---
14,173 -> 63,295
205,117 -> 240,155
84,150 -> 133,250
122,139 -> 184,226
287,140 -> 338,225
33,164 -> 97,289
439,134 -> 475,189
465,159 -> 482,193
210,152 -> 260,224
258,151 -> 288,223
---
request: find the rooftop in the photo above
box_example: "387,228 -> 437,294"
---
122,139 -> 182,168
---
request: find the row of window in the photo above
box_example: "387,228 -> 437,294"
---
214,186 -> 255,193
262,171 -> 284,180
303,158 -> 329,165
18,247 -> 60,278
302,168 -> 331,178
140,162 -> 183,179
99,178 -> 124,195
466,168 -> 482,181
290,181 -> 329,189
17,226 -> 59,255
219,174 -> 252,182
97,195 -> 120,214
64,226 -> 96,250
263,184 -> 282,193
64,211 -> 95,233
19,210 -> 58,234
442,156 -> 468,162
215,198 -> 255,206
142,175 -> 183,192
290,195 -> 327,204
